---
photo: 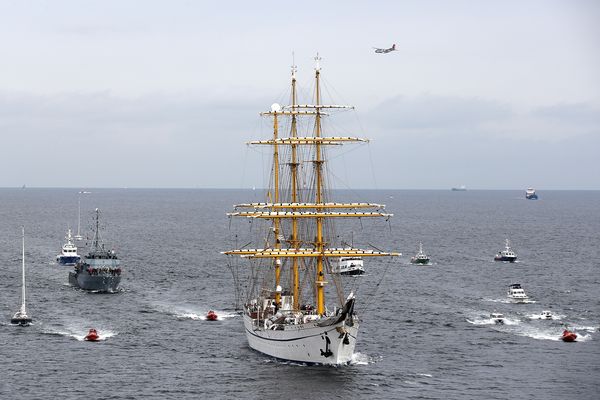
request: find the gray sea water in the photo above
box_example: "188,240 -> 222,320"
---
1,188 -> 599,399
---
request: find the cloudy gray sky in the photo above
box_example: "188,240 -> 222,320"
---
1,0 -> 598,189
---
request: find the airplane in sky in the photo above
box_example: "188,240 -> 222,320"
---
373,44 -> 397,54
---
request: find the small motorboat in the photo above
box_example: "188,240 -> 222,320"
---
490,312 -> 505,324
494,239 -> 517,262
206,310 -> 218,321
561,329 -> 577,342
84,328 -> 100,342
540,310 -> 553,320
410,243 -> 430,265
507,283 -> 529,303
56,228 -> 81,266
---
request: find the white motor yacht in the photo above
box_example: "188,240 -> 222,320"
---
507,283 -> 529,303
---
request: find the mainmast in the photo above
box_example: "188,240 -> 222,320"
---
313,53 -> 326,315
290,60 -> 301,310
92,208 -> 101,251
20,226 -> 26,313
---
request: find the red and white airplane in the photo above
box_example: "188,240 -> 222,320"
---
373,44 -> 397,54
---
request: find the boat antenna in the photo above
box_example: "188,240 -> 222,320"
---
20,226 -> 27,314
93,208 -> 101,250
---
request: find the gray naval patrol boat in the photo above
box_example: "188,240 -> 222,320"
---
69,208 -> 122,292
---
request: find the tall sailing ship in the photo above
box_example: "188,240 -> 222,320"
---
223,56 -> 399,365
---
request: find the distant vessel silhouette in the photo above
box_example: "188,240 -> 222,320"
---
526,188 -> 538,200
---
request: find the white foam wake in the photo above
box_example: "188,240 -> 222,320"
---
42,326 -> 118,341
350,352 -> 374,365
154,302 -> 238,321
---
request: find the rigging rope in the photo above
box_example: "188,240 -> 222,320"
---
360,259 -> 395,314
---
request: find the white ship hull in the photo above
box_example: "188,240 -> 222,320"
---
243,314 -> 359,365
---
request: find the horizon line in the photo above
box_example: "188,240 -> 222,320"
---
2,186 -> 599,191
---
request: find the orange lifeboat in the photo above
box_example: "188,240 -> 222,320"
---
561,329 -> 577,342
85,328 -> 100,342
206,310 -> 218,321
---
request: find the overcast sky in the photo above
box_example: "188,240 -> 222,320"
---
1,0 -> 598,189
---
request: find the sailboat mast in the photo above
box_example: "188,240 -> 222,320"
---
77,193 -> 81,237
272,112 -> 282,305
290,62 -> 301,310
21,227 -> 26,312
313,54 -> 326,315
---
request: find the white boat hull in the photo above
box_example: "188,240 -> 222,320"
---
243,314 -> 359,365
508,296 -> 528,303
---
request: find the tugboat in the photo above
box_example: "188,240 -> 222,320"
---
56,228 -> 81,266
222,56 -> 400,364
410,243 -> 430,265
525,188 -> 538,200
561,329 -> 577,342
11,227 -> 32,326
507,283 -> 529,303
69,209 -> 122,292
494,239 -> 517,262
332,257 -> 365,275
84,328 -> 100,341
490,312 -> 505,324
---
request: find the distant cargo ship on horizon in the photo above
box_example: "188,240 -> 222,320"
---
451,185 -> 467,191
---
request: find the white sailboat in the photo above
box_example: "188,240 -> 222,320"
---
11,227 -> 32,326
223,56 -> 399,364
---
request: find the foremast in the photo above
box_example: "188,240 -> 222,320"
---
272,102 -> 282,306
224,55 -> 399,316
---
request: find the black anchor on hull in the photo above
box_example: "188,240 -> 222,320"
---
320,333 -> 333,358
